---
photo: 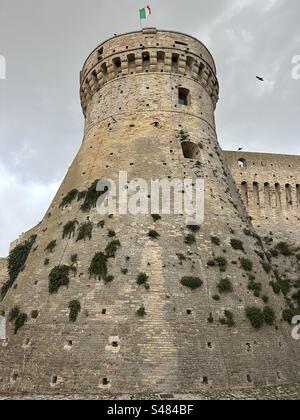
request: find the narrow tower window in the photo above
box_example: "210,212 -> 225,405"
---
275,183 -> 282,208
285,184 -> 292,209
127,54 -> 136,73
238,159 -> 246,169
186,56 -> 194,73
264,183 -> 271,208
178,88 -> 190,106
172,54 -> 179,72
253,182 -> 260,207
112,57 -> 122,76
241,182 -> 249,206
98,47 -> 103,62
181,141 -> 199,160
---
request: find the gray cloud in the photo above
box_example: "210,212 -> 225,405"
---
0,0 -> 299,255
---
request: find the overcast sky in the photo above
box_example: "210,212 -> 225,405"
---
0,0 -> 299,256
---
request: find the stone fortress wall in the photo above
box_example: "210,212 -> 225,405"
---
0,28 -> 300,397
0,259 -> 7,291
225,151 -> 300,226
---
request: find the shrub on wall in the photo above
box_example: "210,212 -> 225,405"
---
276,242 -> 293,256
68,300 -> 81,322
48,265 -> 75,294
151,214 -> 161,222
187,225 -> 200,233
262,262 -> 272,274
8,306 -> 20,322
80,180 -> 103,212
148,230 -> 160,240
1,235 -> 37,300
184,234 -> 196,245
230,239 -> 244,252
219,310 -> 235,327
76,221 -> 93,241
137,273 -> 150,289
14,313 -> 28,335
45,240 -> 57,253
59,189 -> 79,208
136,306 -> 146,317
217,278 -> 233,294
263,306 -> 276,326
211,236 -> 220,246
89,253 -> 108,280
63,220 -> 78,239
181,277 -> 203,290
105,240 -> 121,258
70,254 -> 78,264
245,306 -> 264,329
240,258 -> 253,272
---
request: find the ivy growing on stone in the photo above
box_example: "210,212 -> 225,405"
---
77,191 -> 87,201
137,273 -> 150,289
230,239 -> 244,252
89,253 -> 108,280
14,313 -> 28,335
45,240 -> 57,253
76,221 -> 93,241
105,240 -> 121,258
59,189 -> 79,208
217,278 -> 233,294
240,258 -> 253,272
104,275 -> 114,284
211,236 -> 221,246
276,242 -> 293,257
63,220 -> 78,239
48,265 -> 75,294
68,300 -> 81,322
80,180 -> 105,212
1,235 -> 37,300
219,310 -> 235,328
181,276 -> 203,290
148,230 -> 160,240
9,307 -> 27,334
184,234 -> 196,245
187,225 -> 200,233
8,306 -> 20,322
151,214 -> 161,222
136,306 -> 146,317
70,254 -> 78,264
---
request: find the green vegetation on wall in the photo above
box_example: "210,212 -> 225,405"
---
63,220 -> 78,239
1,235 -> 37,300
68,300 -> 81,322
48,265 -> 75,294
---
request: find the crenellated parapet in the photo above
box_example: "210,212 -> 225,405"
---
79,28 -> 219,116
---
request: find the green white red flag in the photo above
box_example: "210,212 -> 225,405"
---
139,6 -> 152,20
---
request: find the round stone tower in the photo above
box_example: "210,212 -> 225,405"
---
0,29 -> 299,397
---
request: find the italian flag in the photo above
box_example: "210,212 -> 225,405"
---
139,6 -> 152,20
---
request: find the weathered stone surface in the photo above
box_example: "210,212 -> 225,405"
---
0,259 -> 7,291
0,29 -> 300,399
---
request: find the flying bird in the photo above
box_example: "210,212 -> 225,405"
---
256,76 -> 264,82
238,147 -> 244,151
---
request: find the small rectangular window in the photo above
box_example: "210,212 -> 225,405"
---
178,88 -> 190,106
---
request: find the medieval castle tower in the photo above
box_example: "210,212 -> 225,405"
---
1,28 -> 300,397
